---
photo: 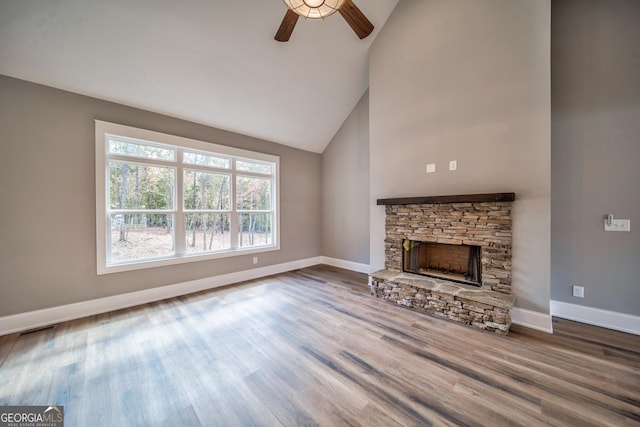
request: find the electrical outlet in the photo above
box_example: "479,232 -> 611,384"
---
253,256 -> 258,264
449,160 -> 457,171
572,285 -> 584,298
426,163 -> 436,174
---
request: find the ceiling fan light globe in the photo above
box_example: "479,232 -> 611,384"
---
283,0 -> 346,19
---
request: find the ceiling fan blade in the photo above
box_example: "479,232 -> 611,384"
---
275,9 -> 299,42
339,0 -> 374,39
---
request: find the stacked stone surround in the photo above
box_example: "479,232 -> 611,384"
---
370,196 -> 516,335
385,201 -> 513,294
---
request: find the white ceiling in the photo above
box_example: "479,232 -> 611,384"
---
0,0 -> 398,153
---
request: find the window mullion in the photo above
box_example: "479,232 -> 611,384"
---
175,149 -> 186,255
107,154 -> 175,167
182,164 -> 231,174
108,209 -> 176,214
230,163 -> 238,250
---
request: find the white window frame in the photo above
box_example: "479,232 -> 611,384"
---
95,120 -> 280,274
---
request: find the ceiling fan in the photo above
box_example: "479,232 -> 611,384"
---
275,0 -> 374,42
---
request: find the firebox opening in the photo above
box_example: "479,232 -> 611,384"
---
402,239 -> 482,287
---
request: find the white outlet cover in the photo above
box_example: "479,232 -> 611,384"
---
572,285 -> 584,298
449,160 -> 457,171
426,163 -> 436,173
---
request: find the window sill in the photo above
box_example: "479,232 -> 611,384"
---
97,244 -> 280,275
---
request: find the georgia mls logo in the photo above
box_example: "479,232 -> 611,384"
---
44,406 -> 63,419
0,405 -> 64,427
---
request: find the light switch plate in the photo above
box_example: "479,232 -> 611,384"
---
426,163 -> 436,173
604,219 -> 630,232
449,160 -> 457,171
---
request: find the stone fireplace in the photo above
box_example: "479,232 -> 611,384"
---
369,193 -> 516,335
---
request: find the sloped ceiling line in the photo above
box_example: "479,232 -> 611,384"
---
0,0 -> 399,153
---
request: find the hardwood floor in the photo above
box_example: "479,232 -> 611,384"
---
1,265 -> 638,426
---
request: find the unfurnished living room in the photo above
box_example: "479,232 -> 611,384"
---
0,0 -> 638,425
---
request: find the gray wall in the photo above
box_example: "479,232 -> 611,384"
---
551,0 -> 640,315
369,0 -> 551,312
322,91 -> 370,265
0,75 -> 322,317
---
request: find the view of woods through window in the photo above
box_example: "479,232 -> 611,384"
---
96,122 -> 278,273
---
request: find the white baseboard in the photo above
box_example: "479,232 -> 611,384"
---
551,300 -> 640,336
0,257 -> 323,336
511,307 -> 553,333
321,256 -> 371,274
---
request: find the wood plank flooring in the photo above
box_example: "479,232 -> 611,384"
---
1,265 -> 639,426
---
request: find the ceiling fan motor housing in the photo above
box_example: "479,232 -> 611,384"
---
283,0 -> 346,19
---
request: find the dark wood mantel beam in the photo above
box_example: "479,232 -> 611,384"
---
376,193 -> 516,205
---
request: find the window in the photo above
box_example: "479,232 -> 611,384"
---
95,121 -> 279,274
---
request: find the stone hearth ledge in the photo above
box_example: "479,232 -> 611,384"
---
369,269 -> 516,335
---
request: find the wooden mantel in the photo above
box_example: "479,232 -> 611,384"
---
376,193 -> 515,205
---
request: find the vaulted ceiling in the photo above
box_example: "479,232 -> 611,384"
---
0,0 -> 398,153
